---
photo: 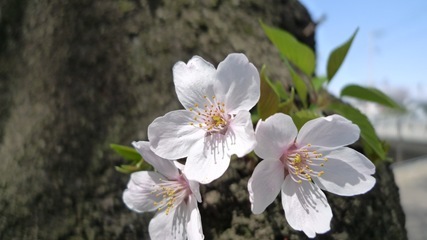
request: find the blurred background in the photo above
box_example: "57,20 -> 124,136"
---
301,1 -> 427,239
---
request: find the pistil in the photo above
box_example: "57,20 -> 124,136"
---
284,144 -> 328,184
188,95 -> 229,134
152,176 -> 190,215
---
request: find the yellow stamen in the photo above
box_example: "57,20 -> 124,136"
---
294,154 -> 302,164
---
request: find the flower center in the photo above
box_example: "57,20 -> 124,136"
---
282,144 -> 328,184
152,176 -> 190,215
188,95 -> 229,134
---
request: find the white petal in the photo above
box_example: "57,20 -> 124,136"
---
173,56 -> 217,110
186,195 -> 205,240
226,110 -> 256,157
248,159 -> 284,214
149,204 -> 188,240
132,141 -> 179,180
254,113 -> 298,160
184,174 -> 202,202
322,147 -> 376,174
297,114 -> 360,148
282,176 -> 332,238
183,137 -> 230,184
148,110 -> 206,159
312,147 -> 376,196
214,53 -> 260,114
123,171 -> 166,213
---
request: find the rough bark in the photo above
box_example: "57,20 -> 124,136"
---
0,0 -> 406,239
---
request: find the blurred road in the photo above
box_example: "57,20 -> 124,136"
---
393,156 -> 427,240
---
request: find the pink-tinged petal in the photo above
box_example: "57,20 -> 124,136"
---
312,147 -> 376,196
186,195 -> 205,240
226,111 -> 256,157
173,56 -> 216,110
255,113 -> 298,160
184,175 -> 202,202
149,204 -> 187,240
148,110 -> 206,159
296,114 -> 360,148
123,171 -> 165,213
183,137 -> 230,184
214,53 -> 260,114
132,141 -> 179,180
248,159 -> 285,214
282,176 -> 332,238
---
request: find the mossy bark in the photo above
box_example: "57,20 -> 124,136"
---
0,0 -> 406,239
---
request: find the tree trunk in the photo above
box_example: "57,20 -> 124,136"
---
0,0 -> 406,239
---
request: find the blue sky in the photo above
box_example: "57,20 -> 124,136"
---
299,0 -> 427,101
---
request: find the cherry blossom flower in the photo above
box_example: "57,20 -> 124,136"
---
123,141 -> 204,240
248,113 -> 376,238
148,53 -> 260,184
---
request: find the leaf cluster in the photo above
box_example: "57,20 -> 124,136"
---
257,21 -> 404,162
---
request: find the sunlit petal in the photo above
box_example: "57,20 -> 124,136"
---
282,176 -> 332,238
297,114 -> 360,148
255,113 -> 297,160
248,159 -> 284,214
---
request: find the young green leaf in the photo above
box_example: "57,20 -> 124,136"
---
110,144 -> 141,161
272,81 -> 289,100
115,165 -> 137,174
284,59 -> 308,108
312,76 -> 328,92
278,88 -> 296,114
251,111 -> 260,124
258,66 -> 280,120
291,110 -> 319,130
260,21 -> 315,76
115,166 -> 130,174
328,102 -> 386,160
115,159 -> 153,174
327,28 -> 358,82
340,84 -> 404,110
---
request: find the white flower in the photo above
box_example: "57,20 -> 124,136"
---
123,141 -> 204,240
148,53 -> 260,184
248,113 -> 376,238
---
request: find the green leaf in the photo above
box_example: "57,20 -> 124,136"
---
291,110 -> 319,130
258,66 -> 280,120
110,144 -> 141,161
312,76 -> 328,92
251,111 -> 260,124
278,88 -> 295,114
327,28 -> 358,82
328,102 -> 386,160
340,84 -> 404,110
272,81 -> 289,100
115,165 -> 137,174
284,59 -> 308,108
260,21 -> 315,76
361,139 -> 391,163
114,160 -> 153,174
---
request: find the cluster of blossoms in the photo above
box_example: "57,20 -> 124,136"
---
122,53 -> 376,239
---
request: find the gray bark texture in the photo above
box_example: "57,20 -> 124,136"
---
0,0 -> 407,239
